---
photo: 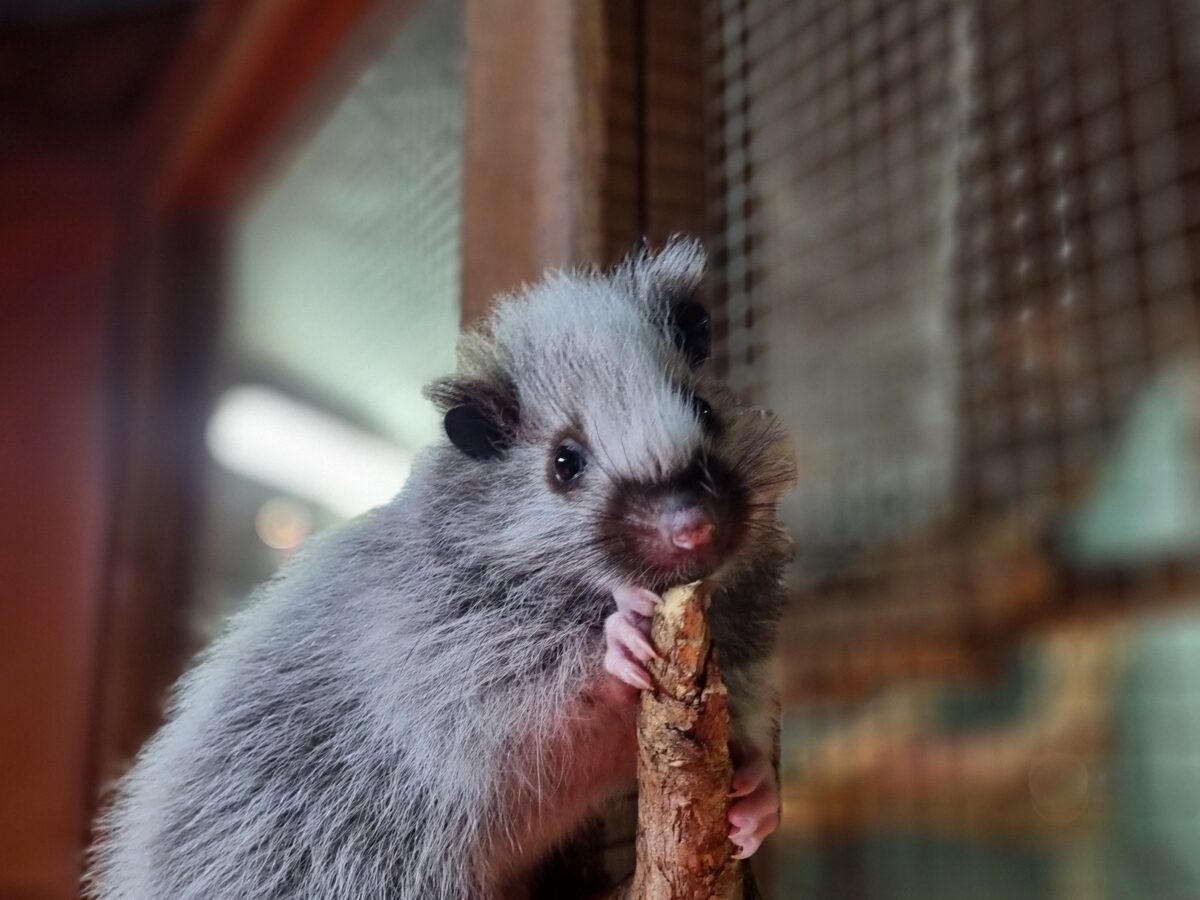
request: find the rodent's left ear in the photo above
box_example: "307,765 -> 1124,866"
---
667,298 -> 711,368
444,402 -> 510,460
425,376 -> 518,461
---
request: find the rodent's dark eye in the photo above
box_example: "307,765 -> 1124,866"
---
553,443 -> 587,483
692,395 -> 717,433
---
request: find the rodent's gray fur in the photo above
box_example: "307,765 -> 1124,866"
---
87,239 -> 795,899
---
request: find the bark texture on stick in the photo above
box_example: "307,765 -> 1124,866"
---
621,581 -> 744,900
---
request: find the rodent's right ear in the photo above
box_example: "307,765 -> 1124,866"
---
639,237 -> 711,368
667,299 -> 711,368
425,376 -> 518,461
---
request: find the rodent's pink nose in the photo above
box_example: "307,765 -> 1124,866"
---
670,509 -> 715,551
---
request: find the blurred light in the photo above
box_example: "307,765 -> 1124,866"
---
207,385 -> 411,517
1027,751 -> 1091,825
255,497 -> 313,551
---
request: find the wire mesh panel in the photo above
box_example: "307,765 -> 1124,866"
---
705,0 -> 1200,897
708,0 -> 965,556
955,0 -> 1198,520
708,0 -> 1200,539
198,0 -> 465,625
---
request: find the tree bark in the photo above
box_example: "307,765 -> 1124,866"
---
616,581 -> 746,900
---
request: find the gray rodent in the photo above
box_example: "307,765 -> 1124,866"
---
87,238 -> 796,899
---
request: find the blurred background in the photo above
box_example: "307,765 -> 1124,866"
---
4,0 -> 1200,897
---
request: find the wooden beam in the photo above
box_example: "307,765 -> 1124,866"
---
140,0 -> 402,215
90,215 -> 222,793
0,147 -> 124,900
460,0 -> 609,321
459,0 -> 708,322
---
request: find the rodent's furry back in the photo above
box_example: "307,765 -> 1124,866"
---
87,239 -> 795,899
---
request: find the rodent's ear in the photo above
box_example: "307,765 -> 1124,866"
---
644,236 -> 706,288
444,402 -> 509,460
667,298 -> 711,368
639,237 -> 710,367
425,376 -> 518,461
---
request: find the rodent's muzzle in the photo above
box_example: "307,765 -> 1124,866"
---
603,454 -> 747,586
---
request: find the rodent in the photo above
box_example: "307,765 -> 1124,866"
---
86,238 -> 796,900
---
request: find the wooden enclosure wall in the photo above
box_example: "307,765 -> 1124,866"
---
0,147 -> 122,900
0,7 -> 194,896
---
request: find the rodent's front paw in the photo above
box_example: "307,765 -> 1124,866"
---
727,752 -> 779,859
603,587 -> 661,692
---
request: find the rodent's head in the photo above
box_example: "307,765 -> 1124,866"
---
425,238 -> 796,593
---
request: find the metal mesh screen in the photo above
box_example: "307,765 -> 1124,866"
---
705,1 -> 1200,897
708,0 -> 964,553
955,0 -> 1198,518
708,0 -> 1200,538
198,0 -> 464,624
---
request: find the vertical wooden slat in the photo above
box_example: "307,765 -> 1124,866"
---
0,148 -> 120,900
460,0 -> 604,321
91,216 -> 222,791
460,0 -> 708,322
598,0 -> 642,263
642,1 -> 708,246
146,0 -> 402,215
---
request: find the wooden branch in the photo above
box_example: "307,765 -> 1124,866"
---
617,581 -> 746,900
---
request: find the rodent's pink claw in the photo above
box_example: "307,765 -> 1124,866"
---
604,646 -> 652,692
727,754 -> 779,859
606,609 -> 660,663
604,609 -> 662,696
728,753 -> 771,798
613,585 -> 660,618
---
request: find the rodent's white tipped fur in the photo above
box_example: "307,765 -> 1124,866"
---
86,238 -> 795,899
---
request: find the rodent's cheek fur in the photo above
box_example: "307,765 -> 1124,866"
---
466,442 -> 628,593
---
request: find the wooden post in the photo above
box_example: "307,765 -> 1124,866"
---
460,0 -> 610,323
618,581 -> 745,900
